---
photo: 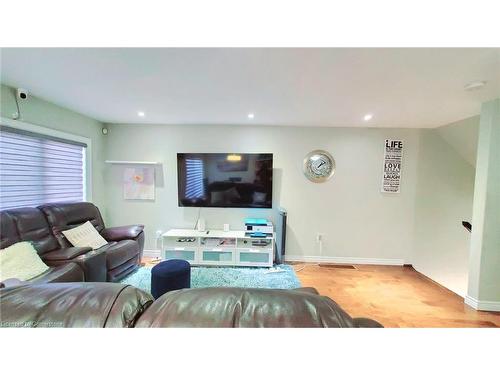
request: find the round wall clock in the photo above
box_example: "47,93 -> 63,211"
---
303,149 -> 336,183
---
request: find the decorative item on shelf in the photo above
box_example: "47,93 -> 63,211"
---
303,149 -> 335,183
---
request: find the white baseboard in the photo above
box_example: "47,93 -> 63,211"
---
284,255 -> 405,266
143,251 -> 404,266
143,249 -> 161,258
464,295 -> 500,312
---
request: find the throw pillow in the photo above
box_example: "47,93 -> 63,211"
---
0,241 -> 49,281
62,221 -> 108,250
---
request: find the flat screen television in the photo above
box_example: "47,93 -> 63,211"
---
177,153 -> 273,208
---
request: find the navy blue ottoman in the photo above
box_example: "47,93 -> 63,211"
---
151,259 -> 191,299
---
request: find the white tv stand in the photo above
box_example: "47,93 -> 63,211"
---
161,229 -> 275,267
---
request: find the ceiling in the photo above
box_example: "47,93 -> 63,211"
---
1,48 -> 499,128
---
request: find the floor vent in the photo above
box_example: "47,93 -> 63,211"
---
318,264 -> 357,270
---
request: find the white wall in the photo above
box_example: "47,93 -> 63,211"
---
467,99 -> 500,308
104,123 -> 420,263
411,118 -> 478,297
436,116 -> 479,167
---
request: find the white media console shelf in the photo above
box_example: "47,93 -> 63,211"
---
161,229 -> 275,267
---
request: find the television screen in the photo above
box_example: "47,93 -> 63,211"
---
177,153 -> 273,208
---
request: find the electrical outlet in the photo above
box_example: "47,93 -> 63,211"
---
316,233 -> 324,242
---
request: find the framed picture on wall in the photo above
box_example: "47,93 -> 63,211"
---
123,167 -> 155,200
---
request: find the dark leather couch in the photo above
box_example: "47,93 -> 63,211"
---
0,208 -> 85,283
0,202 -> 145,283
0,282 -> 383,328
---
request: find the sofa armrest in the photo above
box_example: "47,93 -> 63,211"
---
42,247 -> 93,261
43,250 -> 107,282
101,225 -> 144,242
352,317 -> 384,328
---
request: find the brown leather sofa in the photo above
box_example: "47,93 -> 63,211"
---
0,282 -> 383,328
0,202 -> 145,283
0,209 -> 85,283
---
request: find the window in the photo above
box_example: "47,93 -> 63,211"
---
0,126 -> 87,210
184,157 -> 205,199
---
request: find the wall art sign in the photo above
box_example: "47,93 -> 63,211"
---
381,139 -> 403,193
123,167 -> 155,200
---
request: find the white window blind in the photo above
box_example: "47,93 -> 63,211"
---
185,158 -> 205,199
0,126 -> 86,210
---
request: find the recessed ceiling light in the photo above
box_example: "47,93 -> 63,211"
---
137,111 -> 145,117
363,113 -> 373,121
247,113 -> 255,119
464,81 -> 487,91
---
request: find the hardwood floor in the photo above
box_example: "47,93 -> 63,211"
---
142,257 -> 500,327
292,263 -> 500,328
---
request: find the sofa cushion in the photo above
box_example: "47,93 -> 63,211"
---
39,202 -> 106,248
62,221 -> 108,250
0,242 -> 49,281
103,240 -> 140,270
3,208 -> 59,255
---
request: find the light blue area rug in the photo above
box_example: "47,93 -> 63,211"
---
119,265 -> 301,293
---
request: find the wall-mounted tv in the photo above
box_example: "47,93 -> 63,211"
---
177,153 -> 273,208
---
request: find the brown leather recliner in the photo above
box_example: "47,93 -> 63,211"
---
0,210 -> 84,283
39,202 -> 144,281
0,282 -> 383,328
